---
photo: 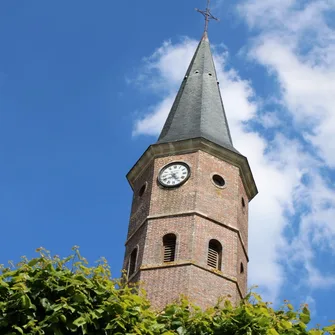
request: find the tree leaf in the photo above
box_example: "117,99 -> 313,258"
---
73,316 -> 86,327
13,326 -> 24,334
267,328 -> 279,335
0,248 -> 333,335
28,259 -> 39,267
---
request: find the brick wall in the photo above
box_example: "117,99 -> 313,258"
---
127,161 -> 154,239
123,149 -> 249,309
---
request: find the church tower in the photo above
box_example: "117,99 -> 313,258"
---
123,11 -> 257,309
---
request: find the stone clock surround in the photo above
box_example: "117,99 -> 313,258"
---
157,161 -> 191,188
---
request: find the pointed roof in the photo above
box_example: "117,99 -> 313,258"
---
157,32 -> 238,153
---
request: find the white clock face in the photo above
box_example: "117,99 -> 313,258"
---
158,162 -> 190,187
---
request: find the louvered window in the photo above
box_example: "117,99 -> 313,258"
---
208,247 -> 219,268
128,248 -> 137,277
163,234 -> 176,263
207,240 -> 222,270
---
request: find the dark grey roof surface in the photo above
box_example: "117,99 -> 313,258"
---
158,32 -> 238,154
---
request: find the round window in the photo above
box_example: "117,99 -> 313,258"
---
212,174 -> 225,188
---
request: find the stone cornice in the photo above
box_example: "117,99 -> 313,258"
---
127,138 -> 258,201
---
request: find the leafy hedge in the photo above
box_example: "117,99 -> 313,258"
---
0,247 -> 334,335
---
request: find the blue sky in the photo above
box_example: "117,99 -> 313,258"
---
1,0 -> 335,326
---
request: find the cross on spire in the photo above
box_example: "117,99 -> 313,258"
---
196,0 -> 219,33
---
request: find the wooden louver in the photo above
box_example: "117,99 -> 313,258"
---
163,234 -> 176,263
207,247 -> 219,268
207,240 -> 222,270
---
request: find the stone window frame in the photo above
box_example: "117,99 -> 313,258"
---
210,172 -> 227,189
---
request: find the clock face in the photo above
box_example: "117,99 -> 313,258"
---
158,162 -> 190,188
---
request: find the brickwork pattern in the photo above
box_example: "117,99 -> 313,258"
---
140,266 -> 191,309
140,264 -> 239,310
124,149 -> 249,309
127,161 -> 154,238
123,223 -> 148,275
237,176 -> 249,250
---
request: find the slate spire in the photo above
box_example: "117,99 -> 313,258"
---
157,32 -> 238,153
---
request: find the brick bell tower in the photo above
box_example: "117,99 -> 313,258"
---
123,15 -> 257,309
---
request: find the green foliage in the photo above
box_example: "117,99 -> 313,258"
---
0,248 -> 334,335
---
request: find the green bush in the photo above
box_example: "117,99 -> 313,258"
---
0,247 -> 334,335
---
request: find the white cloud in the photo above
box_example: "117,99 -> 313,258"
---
132,95 -> 175,136
133,40 -> 198,136
239,0 -> 334,36
251,40 -> 335,167
260,112 -> 282,128
239,0 -> 335,165
238,0 -> 335,297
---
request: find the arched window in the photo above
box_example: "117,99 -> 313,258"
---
128,248 -> 138,277
163,234 -> 177,263
138,183 -> 146,197
207,239 -> 222,270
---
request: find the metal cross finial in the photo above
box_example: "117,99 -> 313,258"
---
196,0 -> 219,33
